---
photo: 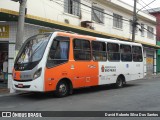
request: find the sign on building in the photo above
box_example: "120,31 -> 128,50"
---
0,25 -> 9,38
39,29 -> 52,33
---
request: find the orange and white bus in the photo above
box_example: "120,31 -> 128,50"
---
12,32 -> 144,97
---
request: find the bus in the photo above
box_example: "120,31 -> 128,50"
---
12,32 -> 144,97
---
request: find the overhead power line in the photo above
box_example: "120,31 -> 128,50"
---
136,0 -> 156,13
71,0 -> 130,22
48,0 -> 157,37
48,0 -> 131,25
139,0 -> 157,13
137,1 -> 151,13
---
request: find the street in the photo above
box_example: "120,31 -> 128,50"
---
0,77 -> 160,120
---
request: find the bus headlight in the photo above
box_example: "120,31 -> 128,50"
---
33,68 -> 42,80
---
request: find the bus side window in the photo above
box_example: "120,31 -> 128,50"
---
107,43 -> 120,61
132,46 -> 143,62
92,41 -> 107,61
120,44 -> 132,62
47,36 -> 70,68
73,39 -> 91,60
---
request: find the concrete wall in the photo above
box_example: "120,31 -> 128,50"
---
0,0 -> 157,45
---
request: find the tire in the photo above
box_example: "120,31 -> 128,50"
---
115,76 -> 124,88
55,81 -> 69,97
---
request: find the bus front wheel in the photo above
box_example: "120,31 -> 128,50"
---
55,80 -> 69,97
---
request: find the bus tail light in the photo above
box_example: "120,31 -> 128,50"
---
33,68 -> 42,80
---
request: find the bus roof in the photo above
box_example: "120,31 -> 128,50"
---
56,32 -> 96,40
97,38 -> 142,46
54,32 -> 142,46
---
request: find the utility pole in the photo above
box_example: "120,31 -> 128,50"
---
10,0 -> 27,93
12,0 -> 27,52
132,0 -> 137,42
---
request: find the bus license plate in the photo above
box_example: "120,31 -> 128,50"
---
18,84 -> 23,88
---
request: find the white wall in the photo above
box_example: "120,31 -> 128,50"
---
0,0 -> 157,45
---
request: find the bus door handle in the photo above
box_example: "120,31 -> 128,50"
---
88,65 -> 96,69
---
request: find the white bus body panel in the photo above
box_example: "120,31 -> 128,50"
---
97,38 -> 144,85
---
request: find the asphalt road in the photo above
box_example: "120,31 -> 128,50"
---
0,77 -> 160,120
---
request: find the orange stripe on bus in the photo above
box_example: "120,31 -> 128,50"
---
44,61 -> 99,91
57,32 -> 96,41
44,33 -> 98,92
13,70 -> 21,80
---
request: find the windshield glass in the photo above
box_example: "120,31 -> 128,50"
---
16,33 -> 51,64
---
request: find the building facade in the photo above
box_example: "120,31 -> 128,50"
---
0,22 -> 54,91
0,0 -> 159,91
146,7 -> 160,73
147,7 -> 160,41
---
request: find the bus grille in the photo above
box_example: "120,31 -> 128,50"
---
15,85 -> 30,88
14,79 -> 33,82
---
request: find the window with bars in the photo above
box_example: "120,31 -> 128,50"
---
113,13 -> 123,29
147,26 -> 154,39
64,0 -> 81,16
92,6 -> 104,23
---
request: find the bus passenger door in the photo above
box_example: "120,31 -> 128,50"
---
72,61 -> 98,88
72,61 -> 88,88
72,39 -> 99,88
85,61 -> 98,87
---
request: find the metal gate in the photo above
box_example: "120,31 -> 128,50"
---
146,51 -> 154,75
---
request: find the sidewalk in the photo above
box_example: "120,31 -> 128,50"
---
0,81 -> 30,97
0,82 -> 10,97
143,73 -> 160,79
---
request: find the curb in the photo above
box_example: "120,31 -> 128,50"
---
0,91 -> 30,97
144,75 -> 160,79
0,93 -> 19,97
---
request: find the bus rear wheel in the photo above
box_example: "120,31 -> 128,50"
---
55,81 -> 69,97
115,76 -> 124,88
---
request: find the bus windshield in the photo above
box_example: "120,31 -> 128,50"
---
14,33 -> 51,70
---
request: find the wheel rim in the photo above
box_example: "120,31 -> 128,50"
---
117,78 -> 122,87
59,83 -> 67,95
